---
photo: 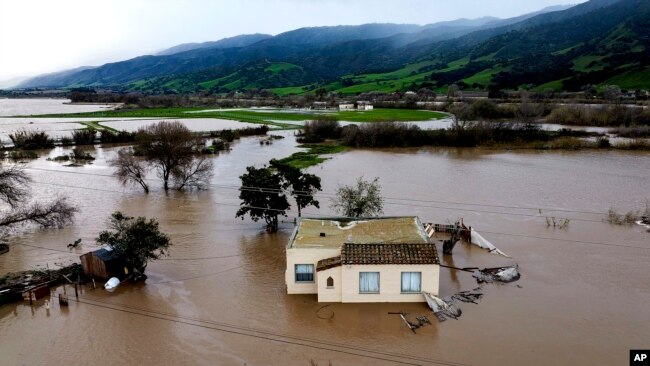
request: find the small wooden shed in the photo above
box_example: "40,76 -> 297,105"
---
80,248 -> 128,280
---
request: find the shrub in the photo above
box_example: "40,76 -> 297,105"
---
301,118 -> 342,140
72,129 -> 97,145
9,130 -> 54,149
100,130 -> 137,143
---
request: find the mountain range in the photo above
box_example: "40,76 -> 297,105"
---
17,0 -> 650,94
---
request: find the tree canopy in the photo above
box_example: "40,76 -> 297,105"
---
236,166 -> 290,233
110,121 -> 214,191
330,177 -> 384,218
96,211 -> 171,278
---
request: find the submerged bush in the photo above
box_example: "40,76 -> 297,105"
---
9,129 -> 54,150
209,126 -> 269,142
546,105 -> 650,127
72,129 -> 97,145
100,130 -> 137,143
299,118 -> 342,142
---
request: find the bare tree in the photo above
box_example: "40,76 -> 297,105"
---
0,164 -> 77,234
110,148 -> 150,193
330,177 -> 384,218
137,121 -> 201,190
448,102 -> 472,132
171,155 -> 214,191
0,165 -> 30,208
0,197 -> 77,229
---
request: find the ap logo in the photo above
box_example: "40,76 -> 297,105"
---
631,350 -> 650,365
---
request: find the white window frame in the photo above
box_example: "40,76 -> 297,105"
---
401,272 -> 422,293
295,264 -> 314,283
359,272 -> 380,294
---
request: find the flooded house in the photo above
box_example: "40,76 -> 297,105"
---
356,101 -> 374,110
286,217 -> 440,303
79,248 -> 129,280
338,103 -> 355,111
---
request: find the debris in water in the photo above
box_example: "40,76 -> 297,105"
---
388,312 -> 420,333
104,277 -> 120,292
470,230 -> 510,257
422,292 -> 463,322
473,265 -> 521,283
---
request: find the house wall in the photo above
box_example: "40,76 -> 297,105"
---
340,264 -> 439,303
339,104 -> 354,111
286,247 -> 341,294
316,266 -> 342,302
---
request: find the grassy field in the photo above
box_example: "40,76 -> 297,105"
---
277,144 -> 347,169
461,66 -> 508,87
438,57 -> 470,72
533,78 -> 569,91
604,66 -> 650,89
29,108 -> 446,126
572,55 -> 606,72
268,84 -> 314,96
264,62 -> 301,73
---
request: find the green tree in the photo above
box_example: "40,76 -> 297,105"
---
236,166 -> 290,233
330,177 -> 384,217
96,211 -> 171,279
270,160 -> 322,217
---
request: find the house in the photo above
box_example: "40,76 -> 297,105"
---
356,101 -> 374,110
286,217 -> 440,303
338,103 -> 355,111
312,101 -> 328,110
80,248 -> 129,280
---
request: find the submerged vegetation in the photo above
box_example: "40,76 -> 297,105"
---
277,144 -> 346,169
606,203 -> 650,225
8,130 -> 54,150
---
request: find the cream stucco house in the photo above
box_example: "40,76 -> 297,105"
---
285,217 -> 440,303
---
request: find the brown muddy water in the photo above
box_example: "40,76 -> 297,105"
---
0,110 -> 649,366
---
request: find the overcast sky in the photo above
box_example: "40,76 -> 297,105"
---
0,0 -> 584,85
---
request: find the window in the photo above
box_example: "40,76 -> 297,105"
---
359,272 -> 380,293
326,276 -> 334,288
401,272 -> 422,293
295,264 -> 314,282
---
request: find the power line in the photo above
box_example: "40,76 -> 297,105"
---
55,293 -> 468,366
26,167 -> 607,223
25,166 -> 610,216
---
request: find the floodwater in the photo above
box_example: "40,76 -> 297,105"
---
0,101 -> 650,366
0,98 -> 119,116
0,99 -> 265,142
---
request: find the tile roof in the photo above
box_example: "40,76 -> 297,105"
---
316,256 -> 342,272
341,243 -> 439,265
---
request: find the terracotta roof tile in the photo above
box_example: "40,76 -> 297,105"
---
316,256 -> 342,272
341,243 -> 439,265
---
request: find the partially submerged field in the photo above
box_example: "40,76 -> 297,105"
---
24,107 -> 447,127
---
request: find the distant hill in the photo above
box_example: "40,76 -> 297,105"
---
18,0 -> 650,93
156,33 -> 273,56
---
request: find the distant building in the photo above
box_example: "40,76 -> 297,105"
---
286,217 -> 440,303
356,101 -> 374,110
338,103 -> 355,111
312,101 -> 328,110
80,248 -> 129,280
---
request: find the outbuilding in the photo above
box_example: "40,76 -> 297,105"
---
80,248 -> 129,280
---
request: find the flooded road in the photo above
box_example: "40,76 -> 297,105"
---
0,102 -> 649,366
